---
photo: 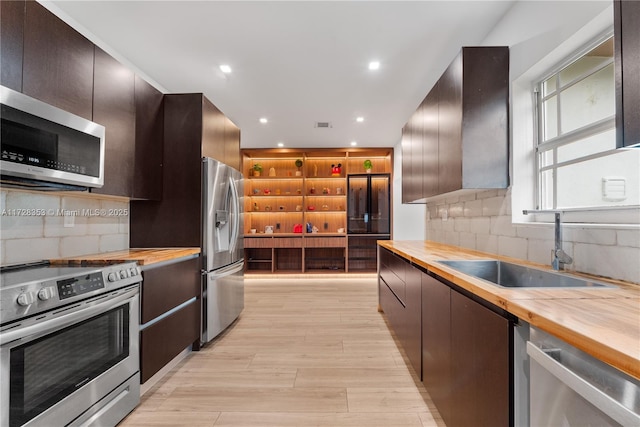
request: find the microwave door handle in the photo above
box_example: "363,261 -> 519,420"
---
0,288 -> 138,345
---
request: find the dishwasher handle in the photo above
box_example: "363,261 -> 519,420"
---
527,342 -> 640,427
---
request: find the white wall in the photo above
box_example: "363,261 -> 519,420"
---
0,189 -> 129,265
422,1 -> 639,284
392,140 -> 425,240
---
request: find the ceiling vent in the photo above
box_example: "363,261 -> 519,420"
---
315,122 -> 332,128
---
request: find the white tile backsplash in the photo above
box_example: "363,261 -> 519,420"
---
0,189 -> 129,265
5,237 -> 61,265
425,189 -> 640,284
617,229 -> 640,248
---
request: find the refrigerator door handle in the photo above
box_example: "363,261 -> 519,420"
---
228,177 -> 240,255
208,260 -> 244,280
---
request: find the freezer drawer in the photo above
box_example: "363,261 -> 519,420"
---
202,260 -> 244,344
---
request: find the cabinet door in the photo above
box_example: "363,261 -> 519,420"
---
403,265 -> 422,378
421,272 -> 451,425
410,101 -> 424,201
615,0 -> 640,147
132,76 -> 164,200
450,291 -> 510,427
437,52 -> 463,195
224,117 -> 241,170
202,96 -> 226,162
1,0 -> 25,91
91,47 -> 135,197
369,175 -> 390,234
401,123 -> 413,203
22,1 -> 94,119
422,82 -> 439,198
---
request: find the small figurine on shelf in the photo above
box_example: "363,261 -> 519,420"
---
253,202 -> 259,211
364,159 -> 373,173
295,159 -> 303,176
322,187 -> 330,194
331,163 -> 342,177
253,164 -> 263,177
269,167 -> 276,177
313,164 -> 318,177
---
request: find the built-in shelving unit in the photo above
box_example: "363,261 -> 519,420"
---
242,148 -> 392,273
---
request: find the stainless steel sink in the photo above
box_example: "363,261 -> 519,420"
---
437,260 -> 614,289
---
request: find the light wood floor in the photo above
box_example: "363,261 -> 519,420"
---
120,276 -> 445,427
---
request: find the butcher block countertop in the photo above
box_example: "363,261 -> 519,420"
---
379,240 -> 640,380
51,248 -> 200,267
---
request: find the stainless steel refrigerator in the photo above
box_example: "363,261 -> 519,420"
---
201,157 -> 244,344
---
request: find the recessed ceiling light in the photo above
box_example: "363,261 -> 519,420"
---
368,61 -> 380,71
259,118 -> 268,124
356,117 -> 364,123
277,142 -> 284,147
220,64 -> 232,74
350,141 -> 358,146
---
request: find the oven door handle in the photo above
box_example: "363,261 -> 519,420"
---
0,287 -> 138,345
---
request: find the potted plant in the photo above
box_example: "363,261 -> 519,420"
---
295,159 -> 303,176
253,163 -> 263,177
363,159 -> 373,173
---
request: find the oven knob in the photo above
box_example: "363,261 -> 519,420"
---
38,287 -> 54,301
108,272 -> 118,282
120,270 -> 128,279
17,292 -> 36,306
129,267 -> 137,277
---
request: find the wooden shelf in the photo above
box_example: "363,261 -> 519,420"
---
242,148 -> 393,274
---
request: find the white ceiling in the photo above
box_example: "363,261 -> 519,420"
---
47,1 -> 516,149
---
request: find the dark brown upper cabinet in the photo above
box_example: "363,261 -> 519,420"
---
401,122 -> 413,204
224,116 -> 241,171
402,47 -> 509,203
1,0 -> 25,91
614,0 -> 640,147
130,93 -> 238,248
91,47 -> 136,198
22,1 -> 94,120
132,76 -> 164,200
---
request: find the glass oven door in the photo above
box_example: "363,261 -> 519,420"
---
1,286 -> 139,427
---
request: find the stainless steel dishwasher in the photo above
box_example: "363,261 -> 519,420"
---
527,327 -> 640,427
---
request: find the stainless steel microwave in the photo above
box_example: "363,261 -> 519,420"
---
0,86 -> 105,190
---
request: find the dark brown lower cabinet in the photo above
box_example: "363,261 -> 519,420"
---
450,290 -> 511,427
139,257 -> 200,383
140,300 -> 199,383
421,272 -> 451,423
380,248 -> 513,427
378,248 -> 421,378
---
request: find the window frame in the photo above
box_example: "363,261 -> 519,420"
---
527,31 -> 639,222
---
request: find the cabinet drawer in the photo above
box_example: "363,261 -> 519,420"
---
140,300 -> 199,383
304,236 -> 346,247
244,237 -> 273,248
141,257 -> 200,323
273,237 -> 303,248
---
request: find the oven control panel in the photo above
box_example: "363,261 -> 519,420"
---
1,262 -> 141,325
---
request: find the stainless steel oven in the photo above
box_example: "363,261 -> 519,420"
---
0,262 -> 141,427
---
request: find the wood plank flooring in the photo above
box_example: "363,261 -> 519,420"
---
120,277 -> 445,427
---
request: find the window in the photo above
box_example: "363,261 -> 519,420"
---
535,36 -> 639,211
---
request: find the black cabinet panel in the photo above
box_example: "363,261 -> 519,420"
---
133,76 -> 164,200
450,290 -> 511,427
615,0 -> 640,147
421,272 -> 451,424
91,47 -> 135,197
22,1 -> 94,119
1,0 -> 25,91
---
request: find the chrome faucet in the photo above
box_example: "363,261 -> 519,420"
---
553,212 -> 573,271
